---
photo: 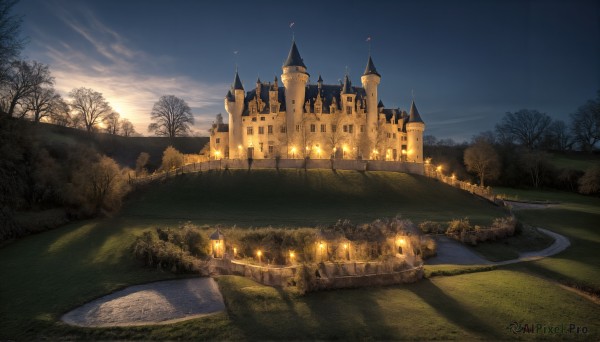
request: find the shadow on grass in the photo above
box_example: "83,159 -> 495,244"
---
406,279 -> 501,339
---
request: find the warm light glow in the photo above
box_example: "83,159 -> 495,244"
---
289,251 -> 295,258
319,242 -> 324,249
372,149 -> 378,154
452,173 -> 456,179
238,145 -> 242,149
333,147 -> 337,152
425,158 -> 431,164
342,144 -> 348,152
402,149 -> 407,155
306,145 -> 310,151
436,165 -> 442,172
256,250 -> 262,257
233,247 -> 237,255
343,243 -> 348,249
291,146 -> 297,153
397,238 -> 406,245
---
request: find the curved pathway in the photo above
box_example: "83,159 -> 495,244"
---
426,228 -> 570,266
61,278 -> 224,327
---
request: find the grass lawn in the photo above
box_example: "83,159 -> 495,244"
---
548,152 -> 600,171
1,170 -> 598,340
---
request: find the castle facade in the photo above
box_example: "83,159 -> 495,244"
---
210,41 -> 425,162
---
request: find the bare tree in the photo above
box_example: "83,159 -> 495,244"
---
0,0 -> 25,85
120,118 -> 136,137
570,95 -> 600,152
69,87 -> 112,132
102,111 -> 120,135
578,166 -> 600,195
1,60 -> 53,117
520,150 -> 551,188
464,139 -> 501,187
495,109 -> 552,149
148,95 -> 194,137
74,155 -> 129,214
23,86 -> 61,122
47,96 -> 71,126
544,120 -> 572,151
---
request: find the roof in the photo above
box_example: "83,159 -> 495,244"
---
378,100 -> 385,108
233,71 -> 244,90
210,228 -> 225,240
317,74 -> 323,83
216,123 -> 229,133
341,74 -> 354,94
408,100 -> 424,123
283,41 -> 306,68
241,81 -> 367,116
363,56 -> 381,77
225,90 -> 234,101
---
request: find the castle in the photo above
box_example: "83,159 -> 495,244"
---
210,41 -> 425,162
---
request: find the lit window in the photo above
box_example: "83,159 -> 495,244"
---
247,127 -> 253,135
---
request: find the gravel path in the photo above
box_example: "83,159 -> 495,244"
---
61,278 -> 225,327
426,228 -> 570,266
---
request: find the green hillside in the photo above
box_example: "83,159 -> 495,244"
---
126,169 -> 506,226
31,122 -> 209,168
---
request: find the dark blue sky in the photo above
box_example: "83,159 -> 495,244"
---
15,0 -> 600,140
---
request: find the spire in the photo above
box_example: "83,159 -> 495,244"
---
283,41 -> 306,68
408,100 -> 424,123
363,56 -> 380,77
341,74 -> 354,94
233,70 -> 244,90
256,76 -> 261,84
378,100 -> 384,108
317,74 -> 323,84
226,89 -> 234,101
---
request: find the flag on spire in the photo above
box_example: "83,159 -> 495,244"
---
289,22 -> 295,28
366,36 -> 371,42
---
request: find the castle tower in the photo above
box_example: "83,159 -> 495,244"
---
281,40 -> 309,154
360,56 -> 381,156
406,100 -> 425,163
224,70 -> 245,158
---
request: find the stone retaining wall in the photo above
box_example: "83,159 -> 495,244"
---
208,258 -> 423,291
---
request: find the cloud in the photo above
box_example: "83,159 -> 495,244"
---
30,5 -> 227,136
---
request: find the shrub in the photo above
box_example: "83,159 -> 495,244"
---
419,221 -> 445,234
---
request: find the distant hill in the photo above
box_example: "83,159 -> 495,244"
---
31,122 -> 209,169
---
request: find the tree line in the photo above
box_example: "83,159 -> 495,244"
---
426,100 -> 600,195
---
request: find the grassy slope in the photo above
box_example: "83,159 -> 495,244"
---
33,122 -> 209,168
2,170 -> 599,340
494,187 -> 600,291
548,152 -> 600,171
125,169 -> 505,226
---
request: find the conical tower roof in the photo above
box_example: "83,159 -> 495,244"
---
283,41 -> 306,68
233,70 -> 244,90
408,100 -> 424,123
378,100 -> 385,108
363,56 -> 380,77
341,74 -> 354,94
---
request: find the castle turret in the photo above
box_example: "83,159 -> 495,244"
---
281,41 -> 309,154
406,100 -> 425,163
360,56 -> 381,157
225,70 -> 245,158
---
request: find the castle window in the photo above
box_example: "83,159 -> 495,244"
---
268,145 -> 274,154
271,105 -> 277,113
252,117 -> 257,122
331,124 -> 337,133
315,106 -> 321,114
296,124 -> 300,132
259,143 -> 263,152
216,138 -> 220,144
280,125 -> 286,133
260,117 -> 266,121
292,100 -> 295,105
349,125 -> 354,133
247,127 -> 254,135
343,125 -> 348,133
258,126 -> 265,134
321,124 -> 326,133
387,133 -> 391,138
346,106 -> 352,115
268,125 -> 273,134
360,125 -> 365,133
347,96 -> 352,102
310,124 -> 316,133
393,133 -> 397,139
